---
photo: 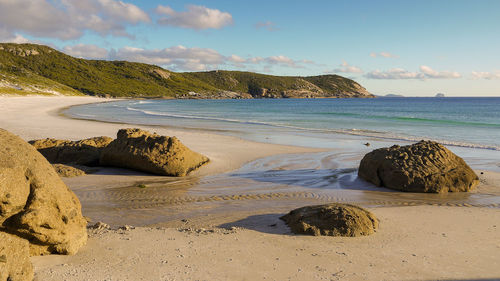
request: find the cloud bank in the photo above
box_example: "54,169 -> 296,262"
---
156,5 -> 233,30
59,44 -> 314,72
471,71 -> 500,80
330,61 -> 363,73
365,66 -> 461,79
63,44 -> 109,59
0,0 -> 150,40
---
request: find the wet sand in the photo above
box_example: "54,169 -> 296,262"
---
1,96 -> 500,280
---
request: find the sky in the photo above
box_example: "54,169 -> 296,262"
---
0,0 -> 499,96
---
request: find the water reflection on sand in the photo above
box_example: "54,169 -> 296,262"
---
66,152 -> 500,227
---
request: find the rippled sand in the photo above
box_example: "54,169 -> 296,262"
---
65,151 -> 500,227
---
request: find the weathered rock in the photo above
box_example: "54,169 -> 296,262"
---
29,136 -> 113,166
100,128 -> 209,176
358,140 -> 479,193
52,164 -> 98,177
0,129 -> 87,255
0,232 -> 33,281
280,203 -> 378,237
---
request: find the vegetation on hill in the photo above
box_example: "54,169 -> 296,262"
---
0,43 -> 373,98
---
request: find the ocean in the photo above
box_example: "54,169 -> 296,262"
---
66,96 -> 499,148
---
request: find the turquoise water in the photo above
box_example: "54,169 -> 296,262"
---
66,97 -> 500,151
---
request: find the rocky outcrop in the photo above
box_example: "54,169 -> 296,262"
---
0,232 -> 33,281
29,136 -> 113,166
100,128 -> 209,176
280,203 -> 378,237
358,140 -> 479,193
1,129 -> 87,255
52,164 -> 98,178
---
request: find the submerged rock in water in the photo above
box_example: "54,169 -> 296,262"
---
29,136 -> 113,166
280,203 -> 378,237
0,232 -> 33,281
100,128 -> 209,176
358,140 -> 479,193
0,129 -> 87,255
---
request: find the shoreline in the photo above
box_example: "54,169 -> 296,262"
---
1,95 -> 499,280
0,95 -> 324,177
64,98 -> 500,153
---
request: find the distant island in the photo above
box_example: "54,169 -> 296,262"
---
0,43 -> 374,99
383,94 -> 405,97
435,93 -> 445,97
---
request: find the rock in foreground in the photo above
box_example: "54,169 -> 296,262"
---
0,232 -> 33,281
0,129 -> 87,255
100,128 -> 209,176
358,140 -> 479,193
280,203 -> 378,237
29,136 -> 113,166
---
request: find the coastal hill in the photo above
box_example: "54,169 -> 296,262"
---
0,43 -> 374,98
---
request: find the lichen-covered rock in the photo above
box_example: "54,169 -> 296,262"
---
358,140 -> 479,193
52,164 -> 98,178
0,232 -> 33,281
29,136 -> 113,166
0,129 -> 87,255
100,128 -> 209,176
280,203 -> 378,237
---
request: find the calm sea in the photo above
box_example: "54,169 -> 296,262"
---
66,97 -> 500,152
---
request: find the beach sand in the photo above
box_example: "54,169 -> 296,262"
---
1,96 -> 499,281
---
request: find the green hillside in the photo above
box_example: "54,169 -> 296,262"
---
0,43 -> 373,98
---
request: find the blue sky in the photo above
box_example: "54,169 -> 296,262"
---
0,0 -> 499,96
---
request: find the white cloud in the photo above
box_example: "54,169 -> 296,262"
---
95,0 -> 150,23
365,68 -> 422,79
331,61 -> 363,73
105,46 -> 314,71
266,55 -> 297,67
419,65 -> 461,79
471,71 -> 500,80
63,44 -> 109,59
52,42 -> 316,72
109,45 -> 226,71
0,0 -> 150,40
255,21 -> 278,31
365,66 -> 461,79
370,52 -> 399,58
0,27 -> 30,43
156,5 -> 233,30
233,55 -> 313,69
228,54 -> 246,63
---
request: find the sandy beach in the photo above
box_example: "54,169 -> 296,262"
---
1,96 -> 500,281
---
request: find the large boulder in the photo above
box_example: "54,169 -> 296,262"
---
100,128 -> 209,176
0,129 -> 87,255
0,232 -> 33,281
358,140 -> 479,193
52,164 -> 98,178
29,136 -> 113,166
280,203 -> 378,237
